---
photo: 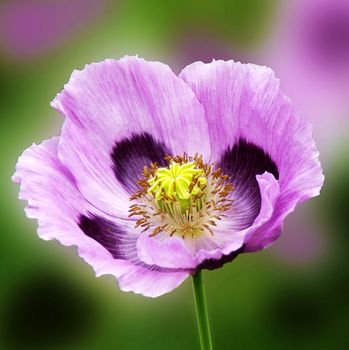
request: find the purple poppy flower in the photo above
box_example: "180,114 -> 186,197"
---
13,57 -> 324,297
263,0 -> 349,138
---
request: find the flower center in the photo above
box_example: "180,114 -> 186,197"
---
148,161 -> 207,213
129,154 -> 234,239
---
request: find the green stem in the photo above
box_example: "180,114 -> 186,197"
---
192,270 -> 213,350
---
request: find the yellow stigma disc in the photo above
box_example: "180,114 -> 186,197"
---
147,161 -> 207,205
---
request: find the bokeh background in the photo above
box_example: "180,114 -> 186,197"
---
1,0 -> 349,349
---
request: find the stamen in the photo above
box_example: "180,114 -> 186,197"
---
129,154 -> 234,240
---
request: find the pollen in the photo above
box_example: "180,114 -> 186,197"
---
129,154 -> 234,240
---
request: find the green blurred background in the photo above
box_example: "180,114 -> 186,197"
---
1,0 -> 349,349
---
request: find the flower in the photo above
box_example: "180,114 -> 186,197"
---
13,57 -> 324,297
262,0 -> 349,142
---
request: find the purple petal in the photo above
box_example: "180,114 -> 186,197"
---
12,138 -> 189,297
52,56 -> 210,217
136,235 -> 197,269
180,60 -> 324,251
136,215 -> 247,270
115,261 -> 189,297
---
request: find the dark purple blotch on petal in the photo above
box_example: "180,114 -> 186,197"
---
79,214 -> 138,260
79,214 -> 191,273
219,139 -> 279,230
111,133 -> 171,193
